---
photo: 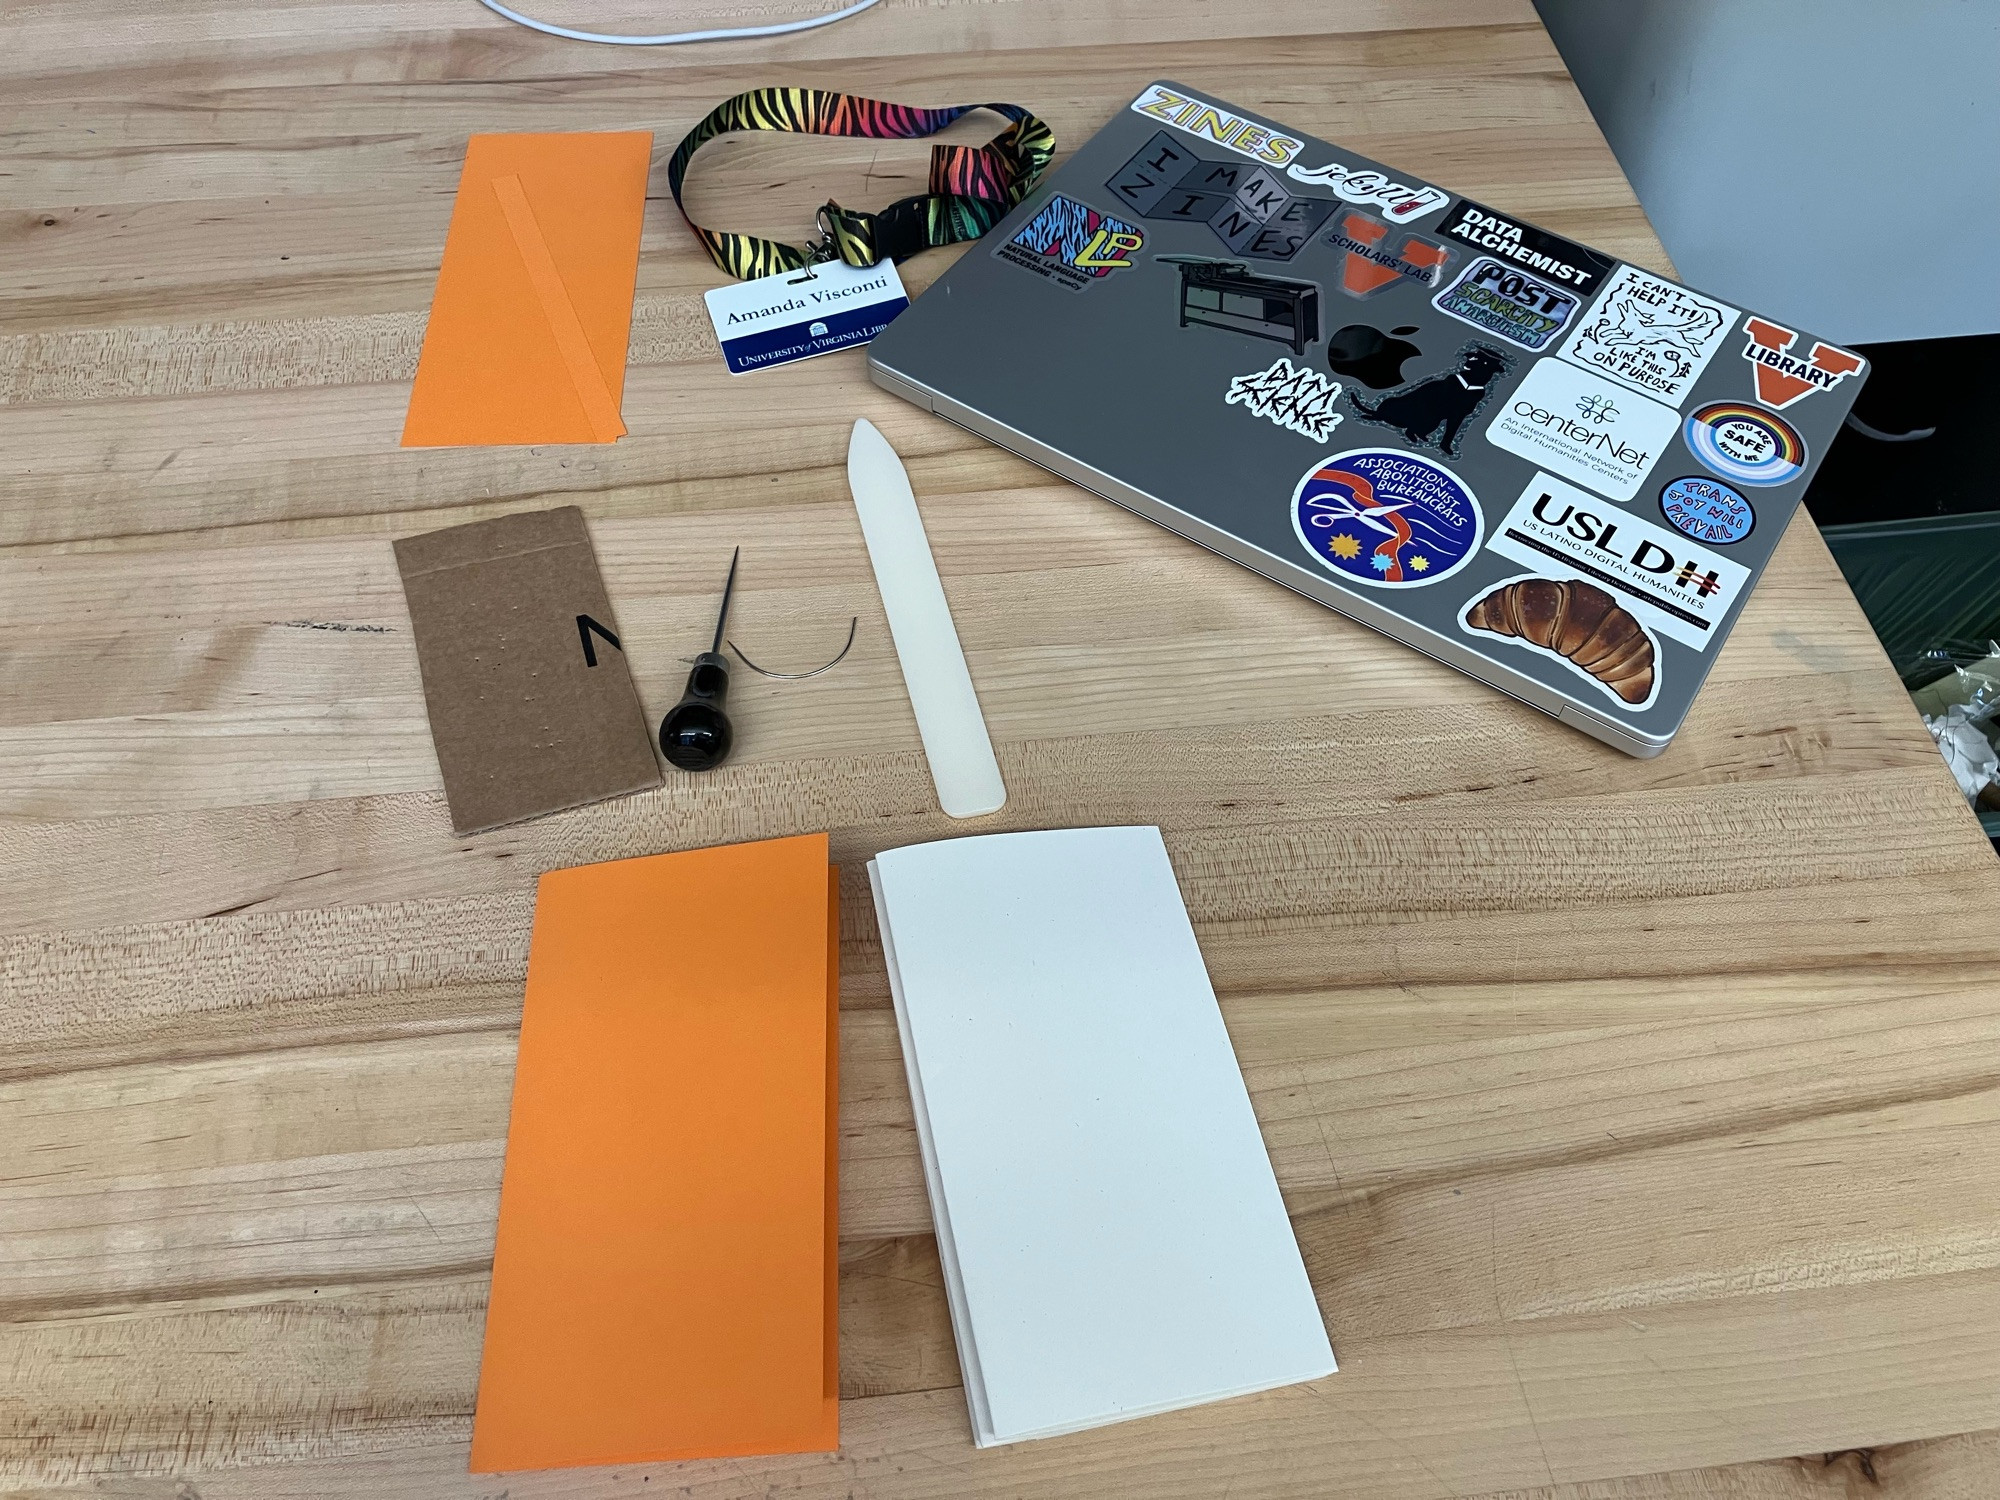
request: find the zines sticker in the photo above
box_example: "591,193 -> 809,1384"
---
1431,256 -> 1581,350
1683,402 -> 1808,488
1559,265 -> 1738,405
1659,475 -> 1754,544
1128,84 -> 1305,167
1740,317 -> 1865,409
994,195 -> 1144,292
1226,358 -> 1345,442
1291,448 -> 1482,588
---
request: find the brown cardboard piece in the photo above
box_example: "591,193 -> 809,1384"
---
394,506 -> 660,834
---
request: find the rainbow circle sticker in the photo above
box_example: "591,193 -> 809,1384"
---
1291,448 -> 1482,588
1683,402 -> 1807,488
1660,474 -> 1755,544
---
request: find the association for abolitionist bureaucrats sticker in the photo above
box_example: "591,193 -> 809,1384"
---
1291,448 -> 1483,588
702,259 -> 910,375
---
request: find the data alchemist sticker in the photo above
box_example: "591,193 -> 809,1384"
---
1291,448 -> 1483,587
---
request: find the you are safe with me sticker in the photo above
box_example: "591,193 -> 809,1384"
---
703,259 -> 911,375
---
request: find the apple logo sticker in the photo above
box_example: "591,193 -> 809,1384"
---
1327,323 -> 1422,389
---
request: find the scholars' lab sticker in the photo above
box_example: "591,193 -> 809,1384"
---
994,195 -> 1144,291
1291,448 -> 1482,588
1659,475 -> 1754,544
1683,402 -> 1808,488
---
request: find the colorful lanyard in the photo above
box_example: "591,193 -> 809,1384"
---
667,89 -> 1055,281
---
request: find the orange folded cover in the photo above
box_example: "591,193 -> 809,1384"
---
403,132 -> 651,448
471,834 -> 840,1472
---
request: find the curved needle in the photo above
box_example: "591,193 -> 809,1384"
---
729,616 -> 858,681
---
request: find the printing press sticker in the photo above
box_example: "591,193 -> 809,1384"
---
1431,257 -> 1580,351
1485,356 -> 1679,503
1226,357 -> 1344,443
1436,200 -> 1614,296
993,195 -> 1144,292
1739,316 -> 1866,409
1165,257 -> 1322,355
1323,211 -> 1453,297
1659,475 -> 1754,544
1683,401 -> 1808,488
701,258 -> 911,376
1460,573 -> 1661,710
1327,323 -> 1422,389
1348,343 -> 1511,458
1290,448 -> 1482,588
1483,471 -> 1752,652
1558,265 -> 1738,406
1109,133 -> 1332,261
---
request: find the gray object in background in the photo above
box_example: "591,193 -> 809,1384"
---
1535,0 -> 2000,345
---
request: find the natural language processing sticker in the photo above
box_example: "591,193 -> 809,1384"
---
1683,402 -> 1808,488
1659,475 -> 1754,544
1559,266 -> 1738,406
1347,343 -> 1511,458
1485,471 -> 1751,651
1484,356 -> 1679,502
1226,357 -> 1344,442
1291,448 -> 1482,588
993,195 -> 1144,292
1436,200 -> 1614,296
1431,257 -> 1580,350
1740,316 -> 1866,409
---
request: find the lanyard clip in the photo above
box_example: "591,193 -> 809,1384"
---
805,203 -> 842,265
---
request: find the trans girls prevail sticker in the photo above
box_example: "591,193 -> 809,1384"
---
1291,448 -> 1482,588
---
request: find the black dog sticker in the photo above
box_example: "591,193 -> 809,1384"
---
1348,343 -> 1511,456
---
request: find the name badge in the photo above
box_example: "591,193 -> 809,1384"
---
702,259 -> 910,375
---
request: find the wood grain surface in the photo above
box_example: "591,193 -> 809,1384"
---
5,1 -> 1999,1496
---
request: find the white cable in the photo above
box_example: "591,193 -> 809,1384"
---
474,0 -> 882,45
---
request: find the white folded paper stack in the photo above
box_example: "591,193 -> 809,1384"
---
869,825 -> 1337,1446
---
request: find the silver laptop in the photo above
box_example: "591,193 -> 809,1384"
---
868,81 -> 1868,755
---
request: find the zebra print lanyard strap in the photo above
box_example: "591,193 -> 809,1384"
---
667,89 -> 1055,280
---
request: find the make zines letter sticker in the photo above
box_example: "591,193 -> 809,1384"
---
1560,266 -> 1738,406
995,196 -> 1144,292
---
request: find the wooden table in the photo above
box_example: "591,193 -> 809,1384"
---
5,2 -> 1999,1496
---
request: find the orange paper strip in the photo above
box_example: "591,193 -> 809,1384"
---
491,174 -> 627,442
403,132 -> 650,448
470,834 -> 840,1472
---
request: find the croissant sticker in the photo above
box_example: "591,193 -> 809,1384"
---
1460,574 -> 1661,710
